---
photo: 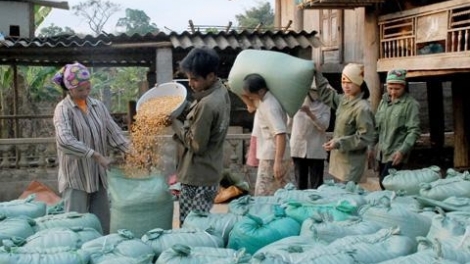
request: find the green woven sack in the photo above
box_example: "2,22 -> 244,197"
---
34,212 -> 103,235
81,229 -> 155,264
0,194 -> 46,218
107,168 -> 174,238
182,211 -> 243,246
0,246 -> 90,264
156,244 -> 251,264
227,49 -> 314,117
0,215 -> 36,246
227,206 -> 301,255
23,227 -> 101,249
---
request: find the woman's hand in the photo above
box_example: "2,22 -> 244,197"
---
273,159 -> 286,181
322,140 -> 338,151
93,152 -> 112,170
392,151 -> 404,166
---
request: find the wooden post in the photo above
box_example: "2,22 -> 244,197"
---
13,65 -> 19,139
254,23 -> 264,31
225,21 -> 232,32
363,7 -> 381,112
294,6 -> 304,32
452,74 -> 470,169
274,0 -> 282,29
127,100 -> 136,129
188,20 -> 195,33
426,80 -> 445,148
146,67 -> 156,93
284,20 -> 293,32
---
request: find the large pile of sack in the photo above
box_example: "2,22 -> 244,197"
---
1,166 -> 470,263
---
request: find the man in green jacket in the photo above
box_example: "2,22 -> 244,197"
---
171,47 -> 231,225
373,69 -> 421,189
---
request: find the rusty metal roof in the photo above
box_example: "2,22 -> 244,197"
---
297,0 -> 385,9
0,30 -> 318,67
0,0 -> 69,9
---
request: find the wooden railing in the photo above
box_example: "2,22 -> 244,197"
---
0,134 -> 259,201
448,27 -> 470,52
379,0 -> 470,59
0,134 -> 253,175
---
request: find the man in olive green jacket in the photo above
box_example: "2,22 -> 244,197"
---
171,47 -> 231,225
373,69 -> 421,189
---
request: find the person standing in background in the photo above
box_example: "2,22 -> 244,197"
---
52,62 -> 130,234
242,73 -> 294,196
290,86 -> 331,189
314,63 -> 376,184
240,94 -> 260,168
170,47 -> 231,225
372,69 -> 421,189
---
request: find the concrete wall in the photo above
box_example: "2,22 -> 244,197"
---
0,2 -> 31,38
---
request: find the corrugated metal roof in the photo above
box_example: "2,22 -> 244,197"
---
0,30 -> 318,67
1,30 -> 318,49
0,0 -> 69,9
0,30 -> 320,67
297,0 -> 385,9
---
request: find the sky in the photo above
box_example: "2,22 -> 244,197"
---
39,0 -> 274,34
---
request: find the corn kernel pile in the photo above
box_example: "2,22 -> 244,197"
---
123,95 -> 184,177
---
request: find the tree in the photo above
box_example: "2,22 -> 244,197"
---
235,1 -> 274,30
34,5 -> 52,28
116,8 -> 159,35
72,0 -> 121,35
38,23 -> 75,37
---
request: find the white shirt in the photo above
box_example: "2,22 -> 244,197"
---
290,96 -> 330,159
255,91 -> 290,160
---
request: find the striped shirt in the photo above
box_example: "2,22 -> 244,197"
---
53,95 -> 129,193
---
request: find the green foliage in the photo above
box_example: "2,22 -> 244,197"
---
34,5 -> 52,28
205,27 -> 219,33
72,0 -> 121,35
235,1 -> 274,30
38,24 -> 75,37
87,67 -> 145,113
0,66 -> 13,91
21,66 -> 62,101
116,8 -> 159,35
107,67 -> 146,112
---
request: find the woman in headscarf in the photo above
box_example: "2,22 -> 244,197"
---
314,63 -> 376,183
52,62 -> 129,234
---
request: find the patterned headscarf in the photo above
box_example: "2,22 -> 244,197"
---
52,62 -> 90,90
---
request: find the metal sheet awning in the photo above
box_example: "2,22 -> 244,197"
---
0,30 -> 319,67
0,0 -> 69,9
297,0 -> 385,9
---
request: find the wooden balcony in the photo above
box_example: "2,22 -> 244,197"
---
377,0 -> 470,75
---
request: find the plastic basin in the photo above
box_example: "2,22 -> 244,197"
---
136,82 -> 187,119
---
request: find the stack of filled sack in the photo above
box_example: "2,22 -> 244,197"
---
1,166 -> 470,263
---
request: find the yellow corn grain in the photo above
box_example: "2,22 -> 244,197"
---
123,95 -> 184,177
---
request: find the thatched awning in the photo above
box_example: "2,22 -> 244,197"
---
297,0 -> 385,9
